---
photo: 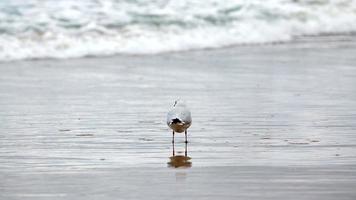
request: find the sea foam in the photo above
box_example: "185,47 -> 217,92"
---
0,0 -> 356,61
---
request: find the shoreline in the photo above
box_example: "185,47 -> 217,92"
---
1,35 -> 356,199
1,35 -> 356,169
1,33 -> 356,64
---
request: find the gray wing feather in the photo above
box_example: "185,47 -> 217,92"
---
167,106 -> 192,125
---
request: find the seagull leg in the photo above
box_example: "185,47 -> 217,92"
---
185,130 -> 188,143
172,131 -> 175,144
184,142 -> 187,157
172,142 -> 175,156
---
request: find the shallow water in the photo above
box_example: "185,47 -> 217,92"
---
1,166 -> 356,200
1,36 -> 356,173
1,36 -> 356,199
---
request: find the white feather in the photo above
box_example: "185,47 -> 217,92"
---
167,100 -> 192,133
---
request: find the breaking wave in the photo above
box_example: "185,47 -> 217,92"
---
1,0 -> 356,61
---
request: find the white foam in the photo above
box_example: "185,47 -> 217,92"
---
1,0 -> 356,61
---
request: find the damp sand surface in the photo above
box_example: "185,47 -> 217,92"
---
1,36 -> 356,199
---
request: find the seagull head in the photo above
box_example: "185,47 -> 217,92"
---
173,99 -> 187,107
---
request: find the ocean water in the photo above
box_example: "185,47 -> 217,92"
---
0,0 -> 356,61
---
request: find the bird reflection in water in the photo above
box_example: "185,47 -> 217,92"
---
167,142 -> 192,168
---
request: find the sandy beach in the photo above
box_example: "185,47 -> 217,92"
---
1,35 -> 356,199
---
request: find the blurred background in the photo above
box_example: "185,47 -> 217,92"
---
1,0 -> 356,61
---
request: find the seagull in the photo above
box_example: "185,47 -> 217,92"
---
167,100 -> 192,143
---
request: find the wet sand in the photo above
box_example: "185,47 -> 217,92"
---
1,35 -> 356,199
1,165 -> 356,200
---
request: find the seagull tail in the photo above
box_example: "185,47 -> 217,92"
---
170,118 -> 184,125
